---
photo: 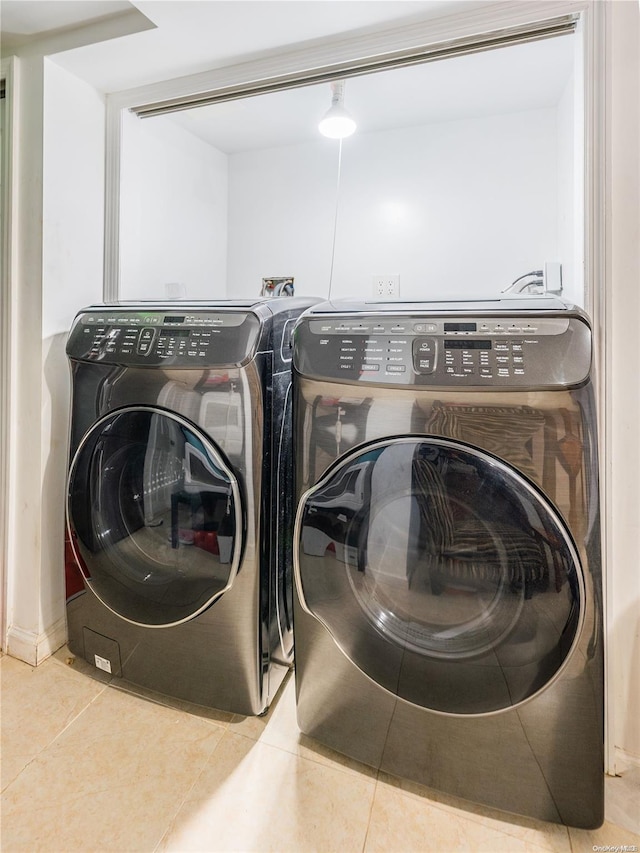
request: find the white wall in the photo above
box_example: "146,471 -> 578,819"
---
43,60 -> 105,337
227,140 -> 339,299
556,74 -> 580,305
39,58 -> 106,650
228,108 -> 559,301
3,54 -> 105,663
608,0 -> 640,768
120,112 -> 228,301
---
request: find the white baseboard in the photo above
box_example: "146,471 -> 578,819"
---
6,616 -> 67,666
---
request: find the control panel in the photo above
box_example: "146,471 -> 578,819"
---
294,314 -> 592,388
66,310 -> 261,367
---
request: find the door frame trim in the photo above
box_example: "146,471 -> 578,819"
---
0,56 -> 18,652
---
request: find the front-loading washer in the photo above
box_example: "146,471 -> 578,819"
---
292,297 -> 603,827
65,297 -> 317,715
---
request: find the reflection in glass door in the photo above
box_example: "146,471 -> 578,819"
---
68,407 -> 243,628
296,437 -> 584,714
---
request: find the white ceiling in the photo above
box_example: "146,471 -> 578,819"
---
2,1 -> 482,93
2,1 -> 575,154
1,1 -> 134,36
165,35 -> 574,154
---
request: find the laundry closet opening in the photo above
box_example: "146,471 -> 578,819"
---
113,15 -> 584,309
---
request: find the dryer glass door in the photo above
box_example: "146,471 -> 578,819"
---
67,406 -> 243,627
295,437 -> 585,715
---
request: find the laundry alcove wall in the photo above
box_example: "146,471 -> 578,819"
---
103,1 -> 622,776
113,14 -> 584,307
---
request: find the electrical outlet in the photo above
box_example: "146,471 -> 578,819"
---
372,274 -> 400,299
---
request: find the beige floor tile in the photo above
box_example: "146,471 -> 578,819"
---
0,653 -> 105,791
377,772 -> 572,853
159,731 -> 376,852
605,765 -> 640,836
568,819 -> 640,852
365,779 -> 561,853
2,686 -> 226,851
229,674 -> 376,779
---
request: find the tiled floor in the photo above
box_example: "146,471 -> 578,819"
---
1,649 -> 638,853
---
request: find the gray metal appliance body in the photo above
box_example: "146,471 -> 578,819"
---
292,297 -> 603,827
66,297 -> 317,715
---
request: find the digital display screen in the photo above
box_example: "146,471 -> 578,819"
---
160,328 -> 190,337
444,340 -> 492,349
444,322 -> 477,332
163,315 -> 185,324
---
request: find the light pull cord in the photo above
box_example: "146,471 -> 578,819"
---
327,138 -> 343,302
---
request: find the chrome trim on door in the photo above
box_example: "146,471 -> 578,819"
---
67,405 -> 244,629
293,434 -> 586,717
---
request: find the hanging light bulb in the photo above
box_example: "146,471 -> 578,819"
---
318,80 -> 357,139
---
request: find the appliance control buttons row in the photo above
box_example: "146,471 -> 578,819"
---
412,338 -> 436,374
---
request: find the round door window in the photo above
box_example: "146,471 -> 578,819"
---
295,437 -> 584,715
67,407 -> 243,627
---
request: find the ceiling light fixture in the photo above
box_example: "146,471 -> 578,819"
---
318,80 -> 357,139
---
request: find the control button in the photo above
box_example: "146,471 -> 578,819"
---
416,358 -> 435,374
338,363 -> 355,371
512,344 -> 523,352
373,326 -> 385,333
480,368 -> 493,376
498,368 -> 510,376
426,323 -> 438,333
513,356 -> 524,364
390,325 -> 406,332
415,339 -> 435,356
413,323 -> 426,333
361,364 -> 380,372
514,368 -> 525,375
508,325 -> 521,333
386,364 -> 406,373
462,367 -> 475,374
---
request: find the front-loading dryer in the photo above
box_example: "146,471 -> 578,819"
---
65,297 -> 317,715
292,297 -> 603,827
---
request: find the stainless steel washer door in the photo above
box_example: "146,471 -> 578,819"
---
295,437 -> 585,715
67,406 -> 244,628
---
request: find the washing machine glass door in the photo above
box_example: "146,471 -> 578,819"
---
67,406 -> 243,627
295,437 -> 585,715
